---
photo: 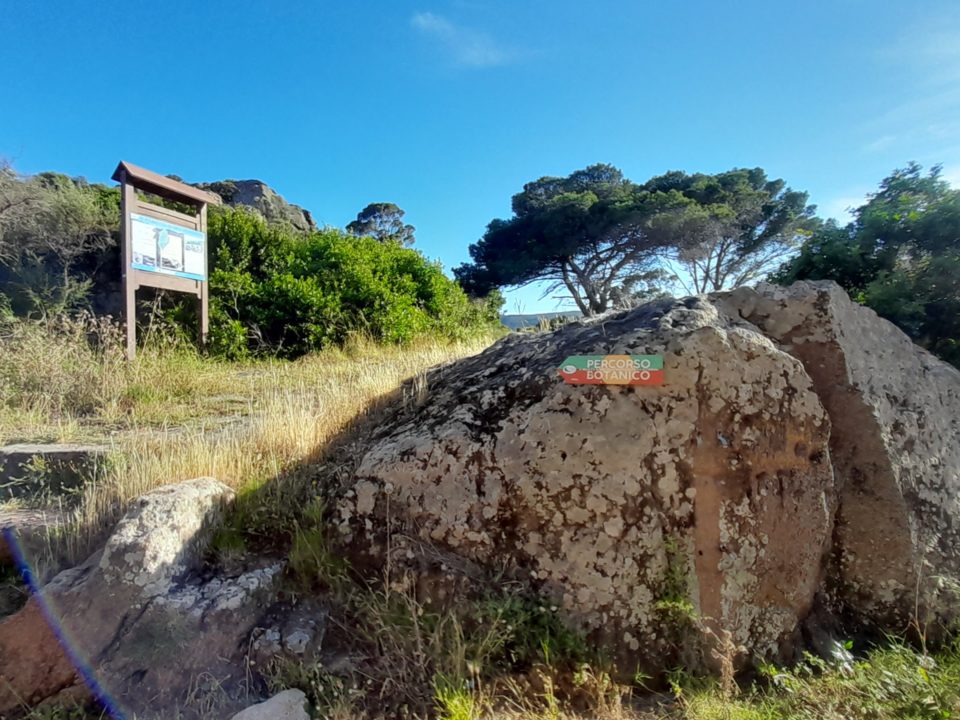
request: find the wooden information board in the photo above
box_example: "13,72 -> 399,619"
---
111,162 -> 221,359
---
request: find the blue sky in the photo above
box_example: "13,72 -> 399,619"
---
2,0 -> 959,312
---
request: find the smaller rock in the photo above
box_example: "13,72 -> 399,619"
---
0,443 -> 107,503
0,478 -> 273,719
98,477 -> 235,596
0,508 -> 65,568
250,627 -> 282,658
230,689 -> 309,720
284,628 -> 311,655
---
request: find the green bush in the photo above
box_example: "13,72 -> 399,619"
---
773,163 -> 960,369
205,206 -> 502,358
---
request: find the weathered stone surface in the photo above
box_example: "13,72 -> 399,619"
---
0,598 -> 80,708
98,476 -> 235,596
6,281 -> 959,717
249,599 -> 329,666
718,281 -> 960,632
337,294 -> 836,668
0,477 -> 279,719
0,443 -> 107,503
229,689 -> 309,720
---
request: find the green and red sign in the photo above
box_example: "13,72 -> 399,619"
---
558,355 -> 664,386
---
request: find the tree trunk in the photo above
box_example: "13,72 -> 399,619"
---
561,264 -> 591,316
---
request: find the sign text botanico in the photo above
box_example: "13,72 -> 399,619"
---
112,162 -> 221,360
558,355 -> 664,385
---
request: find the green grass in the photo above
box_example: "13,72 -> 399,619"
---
434,673 -> 482,720
286,498 -> 350,593
673,640 -> 960,720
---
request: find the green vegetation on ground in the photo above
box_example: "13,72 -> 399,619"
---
204,206 -> 502,358
3,158 -> 958,366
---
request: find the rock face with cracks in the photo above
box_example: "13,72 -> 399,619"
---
718,281 -> 960,633
338,280 -> 960,670
4,280 -> 959,717
338,290 -> 838,668
98,476 -> 236,595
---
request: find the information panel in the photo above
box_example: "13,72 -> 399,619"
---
130,213 -> 207,281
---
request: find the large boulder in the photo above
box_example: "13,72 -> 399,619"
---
336,295 -> 836,669
719,281 -> 960,633
336,281 -> 960,668
0,477 -> 282,719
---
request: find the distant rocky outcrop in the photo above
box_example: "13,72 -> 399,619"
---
195,179 -> 316,233
337,280 -> 960,671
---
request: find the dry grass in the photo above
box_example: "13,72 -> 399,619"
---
264,572 -> 647,720
0,315 -> 500,571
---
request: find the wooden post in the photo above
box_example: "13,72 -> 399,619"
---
120,175 -> 137,361
199,204 -> 209,348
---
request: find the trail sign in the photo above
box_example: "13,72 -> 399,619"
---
558,355 -> 664,386
112,162 -> 221,360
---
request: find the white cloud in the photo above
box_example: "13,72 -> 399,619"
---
411,11 -> 512,68
864,135 -> 896,153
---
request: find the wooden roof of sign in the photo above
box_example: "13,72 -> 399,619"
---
111,161 -> 222,207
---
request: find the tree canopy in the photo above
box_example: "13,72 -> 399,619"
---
455,163 -> 814,314
347,202 -> 416,246
645,168 -> 816,293
774,163 -> 960,367
455,164 -> 697,315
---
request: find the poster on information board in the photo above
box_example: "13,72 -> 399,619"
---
130,212 -> 207,281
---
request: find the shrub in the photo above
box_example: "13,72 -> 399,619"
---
205,207 -> 502,358
0,167 -> 502,359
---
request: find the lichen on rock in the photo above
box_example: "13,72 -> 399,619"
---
718,280 -> 960,634
336,291 -> 837,670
